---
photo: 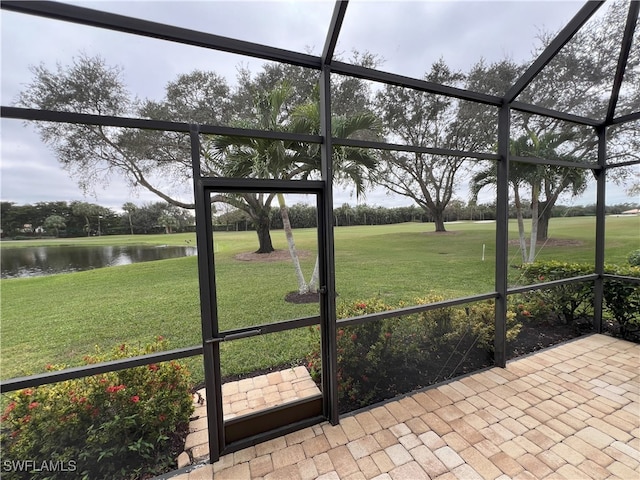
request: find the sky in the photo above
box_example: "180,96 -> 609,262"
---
1,0 -> 637,213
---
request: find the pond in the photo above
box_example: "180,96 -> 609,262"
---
0,245 -> 198,279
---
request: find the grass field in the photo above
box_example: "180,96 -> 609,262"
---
1,215 -> 638,383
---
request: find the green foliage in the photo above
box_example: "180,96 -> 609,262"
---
518,261 -> 595,324
43,215 -> 66,236
307,296 -> 520,409
602,265 -> 640,333
464,300 -> 521,350
628,249 -> 640,267
0,201 -> 119,238
517,260 -> 640,334
0,339 -> 194,480
0,200 -> 194,237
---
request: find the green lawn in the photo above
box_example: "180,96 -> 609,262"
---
1,215 -> 638,383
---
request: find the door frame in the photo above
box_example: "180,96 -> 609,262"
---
191,136 -> 338,460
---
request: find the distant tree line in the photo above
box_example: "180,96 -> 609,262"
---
214,201 -> 637,231
0,201 -> 194,238
2,200 -> 635,239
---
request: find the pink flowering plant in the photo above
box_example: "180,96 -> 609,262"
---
1,338 -> 194,480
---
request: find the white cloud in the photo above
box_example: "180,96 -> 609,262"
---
1,1 -> 636,211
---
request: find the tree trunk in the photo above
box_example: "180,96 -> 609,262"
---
514,185 -> 528,264
277,193 -> 308,294
536,201 -> 552,241
528,185 -> 539,263
128,215 -> 134,235
254,214 -> 274,254
433,210 -> 447,232
308,256 -> 320,294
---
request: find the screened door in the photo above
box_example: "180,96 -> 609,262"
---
193,177 -> 337,460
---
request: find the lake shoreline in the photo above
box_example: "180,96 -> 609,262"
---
1,243 -> 197,279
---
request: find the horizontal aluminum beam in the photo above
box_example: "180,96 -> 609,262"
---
200,178 -> 325,193
609,111 -> 640,126
603,273 -> 640,285
337,292 -> 499,328
510,101 -> 601,127
331,61 -> 503,106
510,155 -> 599,170
4,1 -> 634,131
334,137 -> 500,161
0,345 -> 202,393
1,106 -> 323,143
1,1 -> 321,69
217,316 -> 321,337
506,274 -> 598,296
604,159 -> 640,169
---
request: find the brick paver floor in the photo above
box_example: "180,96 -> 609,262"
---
178,365 -> 321,465
171,334 -> 639,479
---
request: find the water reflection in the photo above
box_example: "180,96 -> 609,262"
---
1,245 -> 197,278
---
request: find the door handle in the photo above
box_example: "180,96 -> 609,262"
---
205,328 -> 262,344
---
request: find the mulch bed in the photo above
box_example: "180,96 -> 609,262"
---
234,250 -> 311,262
285,291 -> 320,304
336,321 -> 590,413
506,321 -> 590,359
507,238 -> 584,247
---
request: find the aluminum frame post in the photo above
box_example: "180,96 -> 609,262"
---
191,127 -> 224,462
319,67 -> 339,425
593,126 -> 607,333
494,105 -> 511,367
317,0 -> 345,426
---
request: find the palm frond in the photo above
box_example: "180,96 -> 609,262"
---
333,112 -> 382,139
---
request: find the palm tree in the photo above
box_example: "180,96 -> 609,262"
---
208,84 -> 294,254
158,214 -> 178,234
122,202 -> 136,235
287,92 -> 380,293
71,201 -> 90,237
471,129 -> 579,264
211,83 -> 381,294
530,131 -> 587,242
518,129 -> 584,262
471,133 -> 542,264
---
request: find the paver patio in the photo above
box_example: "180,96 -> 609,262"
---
171,334 -> 639,479
179,365 -> 321,465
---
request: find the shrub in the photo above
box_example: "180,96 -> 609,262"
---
518,261 -> 595,323
511,294 -> 555,325
517,260 -> 640,336
308,297 -> 397,406
628,250 -> 640,267
602,265 -> 640,335
0,339 -> 194,480
462,300 -> 521,350
307,297 -> 520,410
